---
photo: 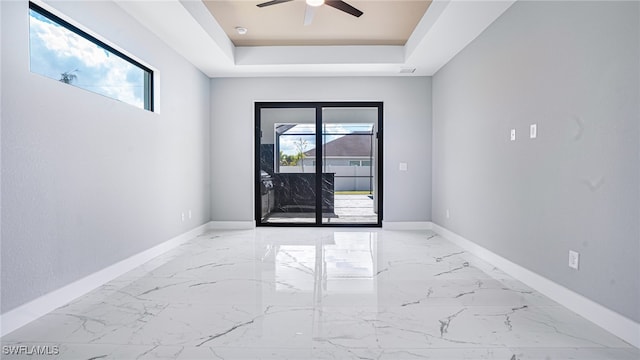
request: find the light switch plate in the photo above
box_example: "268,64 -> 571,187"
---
510,129 -> 516,141
530,124 -> 537,139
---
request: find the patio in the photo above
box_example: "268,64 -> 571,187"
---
263,194 -> 378,224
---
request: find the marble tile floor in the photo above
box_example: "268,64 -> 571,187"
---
1,228 -> 638,359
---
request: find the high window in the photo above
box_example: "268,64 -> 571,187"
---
28,2 -> 154,111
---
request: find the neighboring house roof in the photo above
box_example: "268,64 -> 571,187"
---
305,132 -> 373,157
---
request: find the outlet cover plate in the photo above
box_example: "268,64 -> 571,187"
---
568,250 -> 580,270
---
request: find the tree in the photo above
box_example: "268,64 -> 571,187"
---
280,151 -> 298,166
294,137 -> 309,172
59,69 -> 78,84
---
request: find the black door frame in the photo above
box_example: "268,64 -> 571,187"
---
255,101 -> 383,227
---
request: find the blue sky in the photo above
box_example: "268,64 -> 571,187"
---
29,10 -> 145,109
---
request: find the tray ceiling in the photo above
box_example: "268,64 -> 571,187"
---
114,0 -> 516,77
203,0 -> 431,46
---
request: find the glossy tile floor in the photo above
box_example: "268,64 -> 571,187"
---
2,229 -> 638,359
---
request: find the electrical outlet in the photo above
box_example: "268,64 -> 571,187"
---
399,162 -> 408,171
568,250 -> 580,270
530,124 -> 537,139
181,212 -> 185,222
510,129 -> 516,141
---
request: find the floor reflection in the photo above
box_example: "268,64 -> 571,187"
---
274,232 -> 378,298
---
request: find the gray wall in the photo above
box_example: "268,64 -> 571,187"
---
210,77 -> 432,223
432,1 -> 639,321
1,1 -> 211,313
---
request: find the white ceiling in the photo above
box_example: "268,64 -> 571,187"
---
114,0 -> 516,78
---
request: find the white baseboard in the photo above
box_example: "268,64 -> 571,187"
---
0,221 -> 214,337
383,221 -> 433,230
209,221 -> 255,230
431,223 -> 640,348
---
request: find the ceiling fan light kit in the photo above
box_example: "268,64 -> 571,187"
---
256,0 -> 363,25
306,0 -> 325,7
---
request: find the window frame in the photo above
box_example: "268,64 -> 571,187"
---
28,1 -> 154,112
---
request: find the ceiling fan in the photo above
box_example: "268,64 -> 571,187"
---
257,0 -> 363,26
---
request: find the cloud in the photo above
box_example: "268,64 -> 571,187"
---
30,11 -> 144,109
31,15 -> 109,67
279,135 -> 316,155
276,123 -> 374,154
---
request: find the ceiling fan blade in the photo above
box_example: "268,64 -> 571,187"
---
303,4 -> 316,26
256,0 -> 294,8
324,0 -> 363,17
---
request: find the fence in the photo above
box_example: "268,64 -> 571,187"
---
279,165 -> 373,192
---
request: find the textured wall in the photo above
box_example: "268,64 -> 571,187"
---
432,1 -> 639,321
1,1 -> 211,313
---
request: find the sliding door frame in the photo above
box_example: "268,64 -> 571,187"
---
255,101 -> 383,227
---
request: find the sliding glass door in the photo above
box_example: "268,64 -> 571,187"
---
321,107 -> 379,224
256,102 -> 382,226
257,107 -> 317,224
